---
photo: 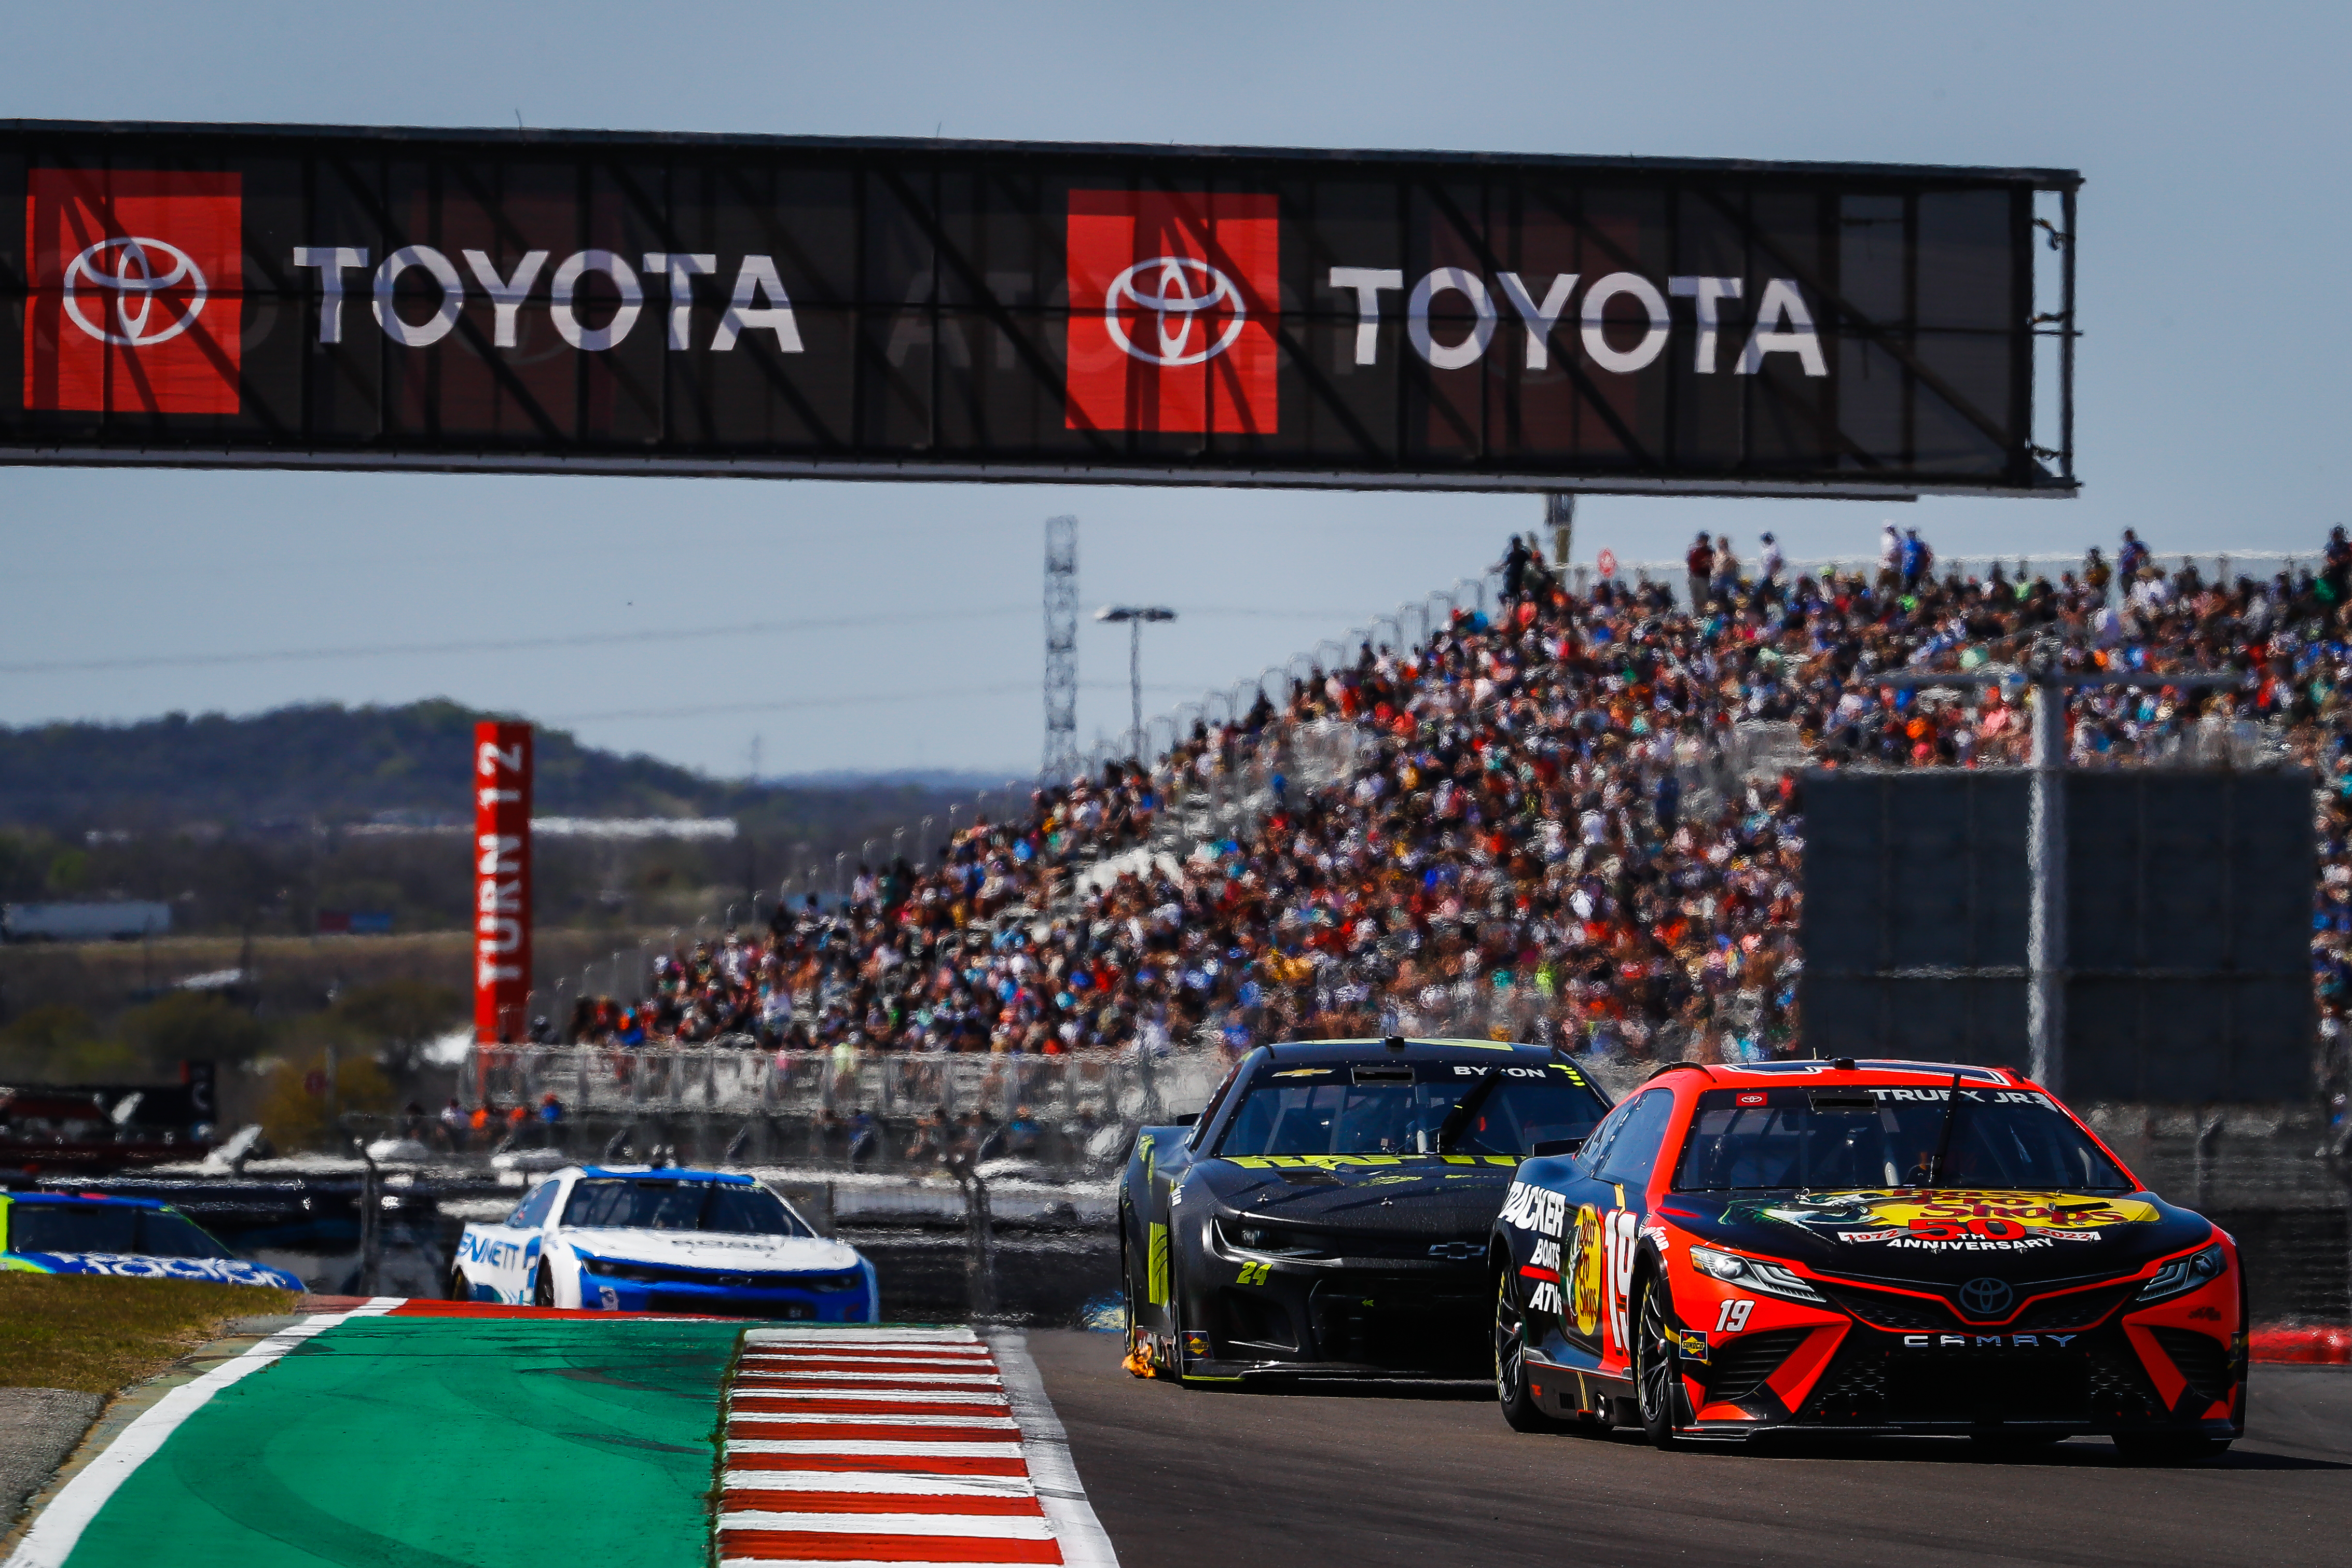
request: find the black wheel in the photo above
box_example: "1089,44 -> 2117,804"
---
2112,1434 -> 2232,1466
1632,1274 -> 1686,1450
446,1265 -> 472,1303
533,1262 -> 557,1309
1496,1267 -> 1570,1433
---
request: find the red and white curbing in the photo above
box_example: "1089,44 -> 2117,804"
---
718,1326 -> 1117,1568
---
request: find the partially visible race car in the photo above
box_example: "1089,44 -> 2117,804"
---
0,1190 -> 303,1290
1489,1059 -> 2246,1463
451,1165 -> 877,1320
1121,1036 -> 1611,1382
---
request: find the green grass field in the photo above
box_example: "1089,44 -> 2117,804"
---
0,1274 -> 296,1394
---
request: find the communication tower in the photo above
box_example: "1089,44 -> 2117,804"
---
1042,515 -> 1079,778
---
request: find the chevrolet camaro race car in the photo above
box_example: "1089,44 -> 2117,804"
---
1122,1037 -> 1611,1382
452,1165 -> 878,1320
0,1191 -> 302,1289
1490,1059 -> 2246,1463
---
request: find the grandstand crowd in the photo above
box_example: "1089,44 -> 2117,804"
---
553,523 -> 2352,1117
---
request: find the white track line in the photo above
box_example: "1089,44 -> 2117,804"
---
734,1372 -> 1004,1383
724,1471 -> 1040,1497
720,1401 -> 1006,1410
986,1331 -> 1119,1568
728,1439 -> 1029,1458
745,1328 -> 977,1343
718,1513 -> 1055,1538
2,1300 -> 400,1568
743,1354 -> 999,1366
725,1413 -> 1020,1429
719,1561 -> 1053,1568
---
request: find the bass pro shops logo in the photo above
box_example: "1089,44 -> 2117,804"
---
1065,189 -> 1277,435
25,169 -> 243,413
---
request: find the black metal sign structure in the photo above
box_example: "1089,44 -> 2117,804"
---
0,122 -> 2079,495
1801,769 -> 2315,1101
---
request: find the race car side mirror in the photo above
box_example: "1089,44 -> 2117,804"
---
1531,1137 -> 1585,1157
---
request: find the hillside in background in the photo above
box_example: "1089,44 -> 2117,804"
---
0,702 -> 1010,941
1,700 -> 759,828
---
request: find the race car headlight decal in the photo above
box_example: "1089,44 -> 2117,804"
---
797,1270 -> 867,1293
1688,1244 -> 1827,1305
2134,1242 -> 2226,1304
1217,1219 -> 1330,1259
579,1258 -> 664,1284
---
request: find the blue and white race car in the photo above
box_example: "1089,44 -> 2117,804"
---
450,1165 -> 878,1321
1,1191 -> 303,1290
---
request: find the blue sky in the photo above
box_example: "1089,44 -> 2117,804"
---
4,2 -> 2345,778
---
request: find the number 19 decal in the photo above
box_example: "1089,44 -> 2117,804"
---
1715,1298 -> 1755,1333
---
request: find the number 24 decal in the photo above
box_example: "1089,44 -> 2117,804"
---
1237,1261 -> 1271,1286
1715,1298 -> 1755,1333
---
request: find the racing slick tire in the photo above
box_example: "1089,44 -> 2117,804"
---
533,1262 -> 557,1309
1632,1272 -> 1689,1451
2111,1434 -> 2232,1466
446,1265 -> 471,1302
1494,1266 -> 1572,1433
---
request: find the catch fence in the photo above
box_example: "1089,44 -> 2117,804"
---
1570,550 -> 2309,605
464,1041 -> 1231,1169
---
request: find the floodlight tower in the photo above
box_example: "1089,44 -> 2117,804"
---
1096,605 -> 1178,761
1042,516 -> 1080,779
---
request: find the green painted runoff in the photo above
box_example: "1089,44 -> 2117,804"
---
60,1316 -> 742,1568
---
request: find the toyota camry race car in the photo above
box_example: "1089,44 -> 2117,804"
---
1489,1060 -> 2246,1463
1,1191 -> 302,1290
451,1165 -> 877,1320
1122,1037 -> 1611,1382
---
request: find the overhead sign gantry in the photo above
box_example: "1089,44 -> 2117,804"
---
0,122 -> 2076,497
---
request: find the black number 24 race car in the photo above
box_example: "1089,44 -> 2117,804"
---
1120,1036 -> 1611,1382
1489,1059 -> 2246,1463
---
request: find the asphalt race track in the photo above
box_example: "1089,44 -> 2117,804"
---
1027,1333 -> 2352,1568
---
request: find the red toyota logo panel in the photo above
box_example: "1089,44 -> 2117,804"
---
1064,189 -> 1278,436
23,169 -> 243,415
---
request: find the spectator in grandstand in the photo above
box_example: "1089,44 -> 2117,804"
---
1758,532 -> 1785,600
1497,533 -> 1533,600
575,518 -> 2352,1077
1877,522 -> 1902,593
1686,532 -> 1715,611
1710,535 -> 1741,602
1900,527 -> 1933,594
2084,545 -> 2112,604
2119,526 -> 2150,582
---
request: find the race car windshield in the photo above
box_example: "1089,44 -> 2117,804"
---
1214,1063 -> 1607,1157
1672,1087 -> 2133,1192
6,1205 -> 238,1259
561,1178 -> 813,1236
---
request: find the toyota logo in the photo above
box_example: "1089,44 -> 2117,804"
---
62,235 -> 210,348
1103,255 -> 1247,367
1959,1276 -> 2014,1316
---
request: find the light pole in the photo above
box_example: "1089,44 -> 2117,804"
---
1095,605 -> 1176,759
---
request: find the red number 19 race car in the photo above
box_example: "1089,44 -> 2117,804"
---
1489,1059 -> 2245,1463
